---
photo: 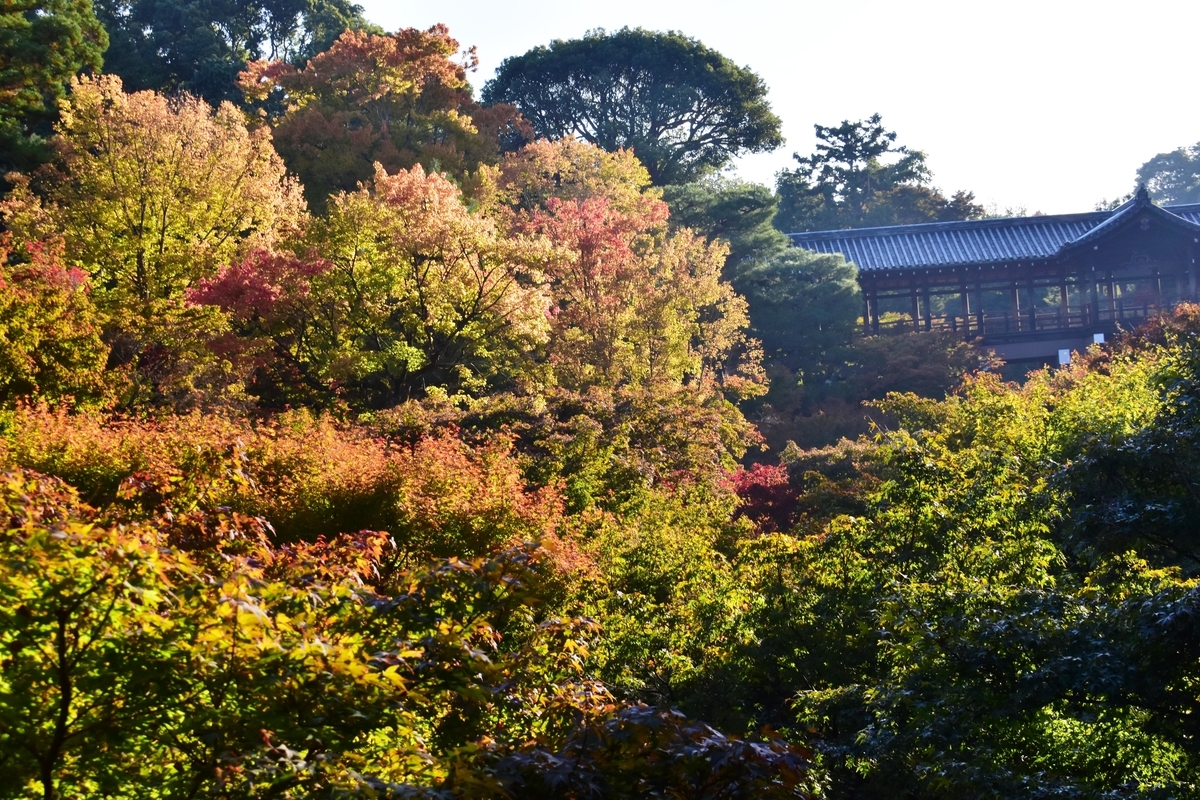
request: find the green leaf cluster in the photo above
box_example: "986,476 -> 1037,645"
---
0,0 -> 107,175
483,27 -> 784,186
775,114 -> 985,233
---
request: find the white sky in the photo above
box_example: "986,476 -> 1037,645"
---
359,0 -> 1199,214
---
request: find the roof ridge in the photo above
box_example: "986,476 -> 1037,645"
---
787,209 -> 1114,240
1062,193 -> 1200,251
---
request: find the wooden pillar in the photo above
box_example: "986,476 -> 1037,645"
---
922,281 -> 933,330
1010,279 -> 1021,331
862,292 -> 871,335
960,283 -> 971,336
1027,278 -> 1037,331
974,279 -> 984,331
869,286 -> 880,334
1188,243 -> 1197,301
1106,269 -> 1117,317
1059,270 -> 1069,329
910,286 -> 921,332
1086,266 -> 1097,325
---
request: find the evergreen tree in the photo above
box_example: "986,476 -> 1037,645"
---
0,0 -> 107,175
1136,140 -> 1200,205
663,178 -> 790,273
93,0 -> 375,105
776,114 -> 984,232
483,28 -> 783,185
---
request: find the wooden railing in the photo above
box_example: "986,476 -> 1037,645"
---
870,301 -> 1160,338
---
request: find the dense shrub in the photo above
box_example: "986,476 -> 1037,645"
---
0,467 -> 813,798
0,406 -> 564,557
374,384 -> 762,512
0,237 -> 107,405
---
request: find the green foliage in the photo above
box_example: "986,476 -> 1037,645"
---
483,27 -> 784,185
714,325 -> 1200,797
94,0 -> 376,105
191,164 -> 551,407
1135,140 -> 1200,205
775,114 -> 984,232
580,485 -> 750,712
1056,321 -> 1200,574
0,467 -> 549,797
732,248 -> 861,375
662,178 -> 791,272
242,25 -> 527,210
7,75 -> 305,311
0,238 -> 108,406
751,330 -> 995,452
0,0 -> 107,175
11,28 -> 1200,796
375,384 -> 763,514
0,460 -> 812,798
2,74 -> 306,409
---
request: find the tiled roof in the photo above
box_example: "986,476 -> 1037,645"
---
788,195 -> 1200,272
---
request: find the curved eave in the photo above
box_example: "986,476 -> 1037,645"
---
1057,196 -> 1200,256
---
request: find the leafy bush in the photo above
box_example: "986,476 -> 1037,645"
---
0,466 -> 813,798
375,384 -> 762,512
0,406 -> 564,557
0,236 -> 107,405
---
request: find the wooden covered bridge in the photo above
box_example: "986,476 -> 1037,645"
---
788,187 -> 1200,363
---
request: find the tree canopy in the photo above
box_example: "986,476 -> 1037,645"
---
775,114 -> 984,232
493,139 -> 764,400
94,0 -> 376,105
8,13 -> 1200,798
662,178 -> 791,272
241,25 -> 529,210
731,248 -> 860,376
1136,140 -> 1200,205
193,163 -> 553,407
1,74 -> 305,407
481,27 -> 784,185
2,75 -> 305,314
0,0 -> 107,174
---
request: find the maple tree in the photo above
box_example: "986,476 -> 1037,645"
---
1,74 -> 305,407
191,163 -> 551,406
0,461 -> 814,798
523,195 -> 758,395
240,26 -> 530,209
7,12 -> 1200,797
0,236 -> 107,405
490,136 -> 659,217
2,74 -> 305,313
493,139 -> 765,399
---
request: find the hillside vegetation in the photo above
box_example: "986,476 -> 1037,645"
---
2,7 -> 1199,798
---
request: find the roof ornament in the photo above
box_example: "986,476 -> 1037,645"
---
1136,183 -> 1150,203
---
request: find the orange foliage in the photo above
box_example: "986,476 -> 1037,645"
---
0,405 -> 568,562
482,139 -> 766,398
490,137 -> 661,219
242,25 -> 530,207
